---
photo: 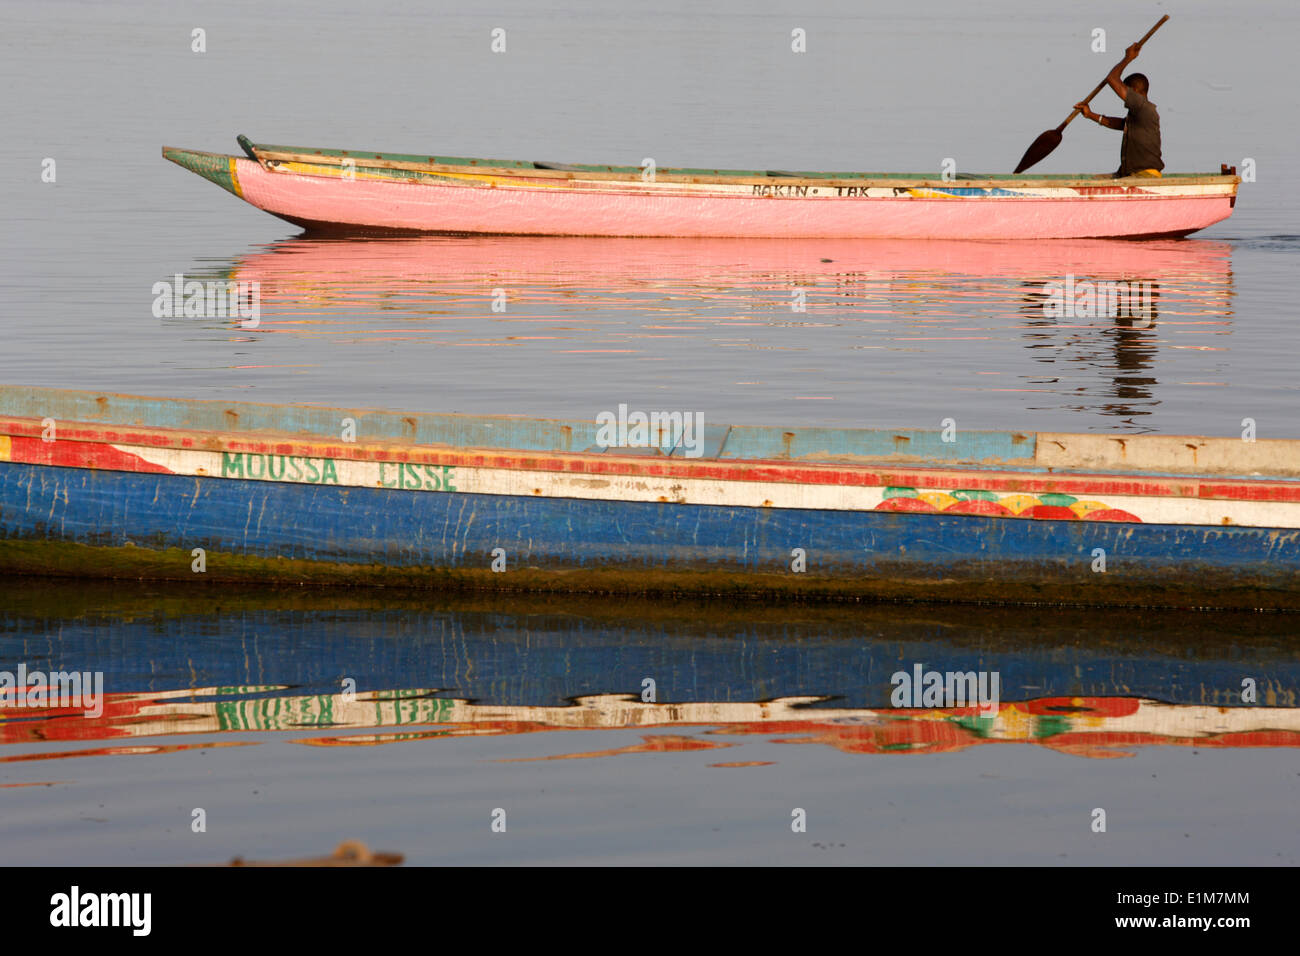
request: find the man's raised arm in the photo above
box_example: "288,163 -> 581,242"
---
1106,42 -> 1143,100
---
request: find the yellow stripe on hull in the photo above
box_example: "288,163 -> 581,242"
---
276,159 -> 568,189
228,157 -> 243,198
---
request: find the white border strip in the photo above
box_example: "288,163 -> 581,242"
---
120,444 -> 1300,529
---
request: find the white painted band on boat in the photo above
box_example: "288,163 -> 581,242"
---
119,443 -> 1300,529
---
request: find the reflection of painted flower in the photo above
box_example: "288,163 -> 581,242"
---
875,487 -> 1141,523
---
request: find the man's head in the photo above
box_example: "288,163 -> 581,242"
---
1124,73 -> 1150,95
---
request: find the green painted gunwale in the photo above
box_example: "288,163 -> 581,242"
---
250,139 -> 1230,182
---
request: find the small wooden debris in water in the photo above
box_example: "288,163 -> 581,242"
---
224,840 -> 402,867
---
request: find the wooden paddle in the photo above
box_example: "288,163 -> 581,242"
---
1013,15 -> 1169,174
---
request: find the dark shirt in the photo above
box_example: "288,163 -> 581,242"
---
1116,89 -> 1163,176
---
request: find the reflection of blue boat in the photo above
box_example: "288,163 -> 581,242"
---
2,387 -> 1300,608
2,587 -> 1296,709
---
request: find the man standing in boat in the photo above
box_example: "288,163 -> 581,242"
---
1074,41 -> 1164,178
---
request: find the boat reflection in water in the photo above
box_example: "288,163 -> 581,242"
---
228,236 -> 1233,323
1,583 -> 1294,767
6,688 -> 1298,765
214,236 -> 1235,424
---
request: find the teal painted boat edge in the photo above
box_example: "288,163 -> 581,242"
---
11,386 -> 1300,480
0,385 -> 1039,466
252,141 -> 538,170
720,425 -> 1034,466
0,386 -> 591,455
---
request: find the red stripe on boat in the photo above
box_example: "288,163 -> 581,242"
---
8,436 -> 173,474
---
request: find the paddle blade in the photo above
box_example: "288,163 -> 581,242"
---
1014,129 -> 1062,174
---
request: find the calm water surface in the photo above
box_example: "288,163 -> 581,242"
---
1,582 -> 1298,866
1,0 -> 1298,865
3,0 -> 1297,433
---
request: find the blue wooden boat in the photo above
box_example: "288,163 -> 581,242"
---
1,386 -> 1299,608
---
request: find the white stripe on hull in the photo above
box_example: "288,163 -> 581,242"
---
121,443 -> 1300,530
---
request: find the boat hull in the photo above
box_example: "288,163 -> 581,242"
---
2,458 -> 1299,607
2,387 -> 1299,608
164,143 -> 1239,239
235,158 -> 1233,240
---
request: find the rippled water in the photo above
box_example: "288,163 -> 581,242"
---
16,230 -> 1291,434
3,0 -> 1297,434
200,235 -> 1255,432
2,581 -> 1298,865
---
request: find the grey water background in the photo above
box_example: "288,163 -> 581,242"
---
2,0 -> 1300,866
2,0 -> 1298,434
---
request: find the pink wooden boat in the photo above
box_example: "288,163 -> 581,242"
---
164,135 -> 1240,240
